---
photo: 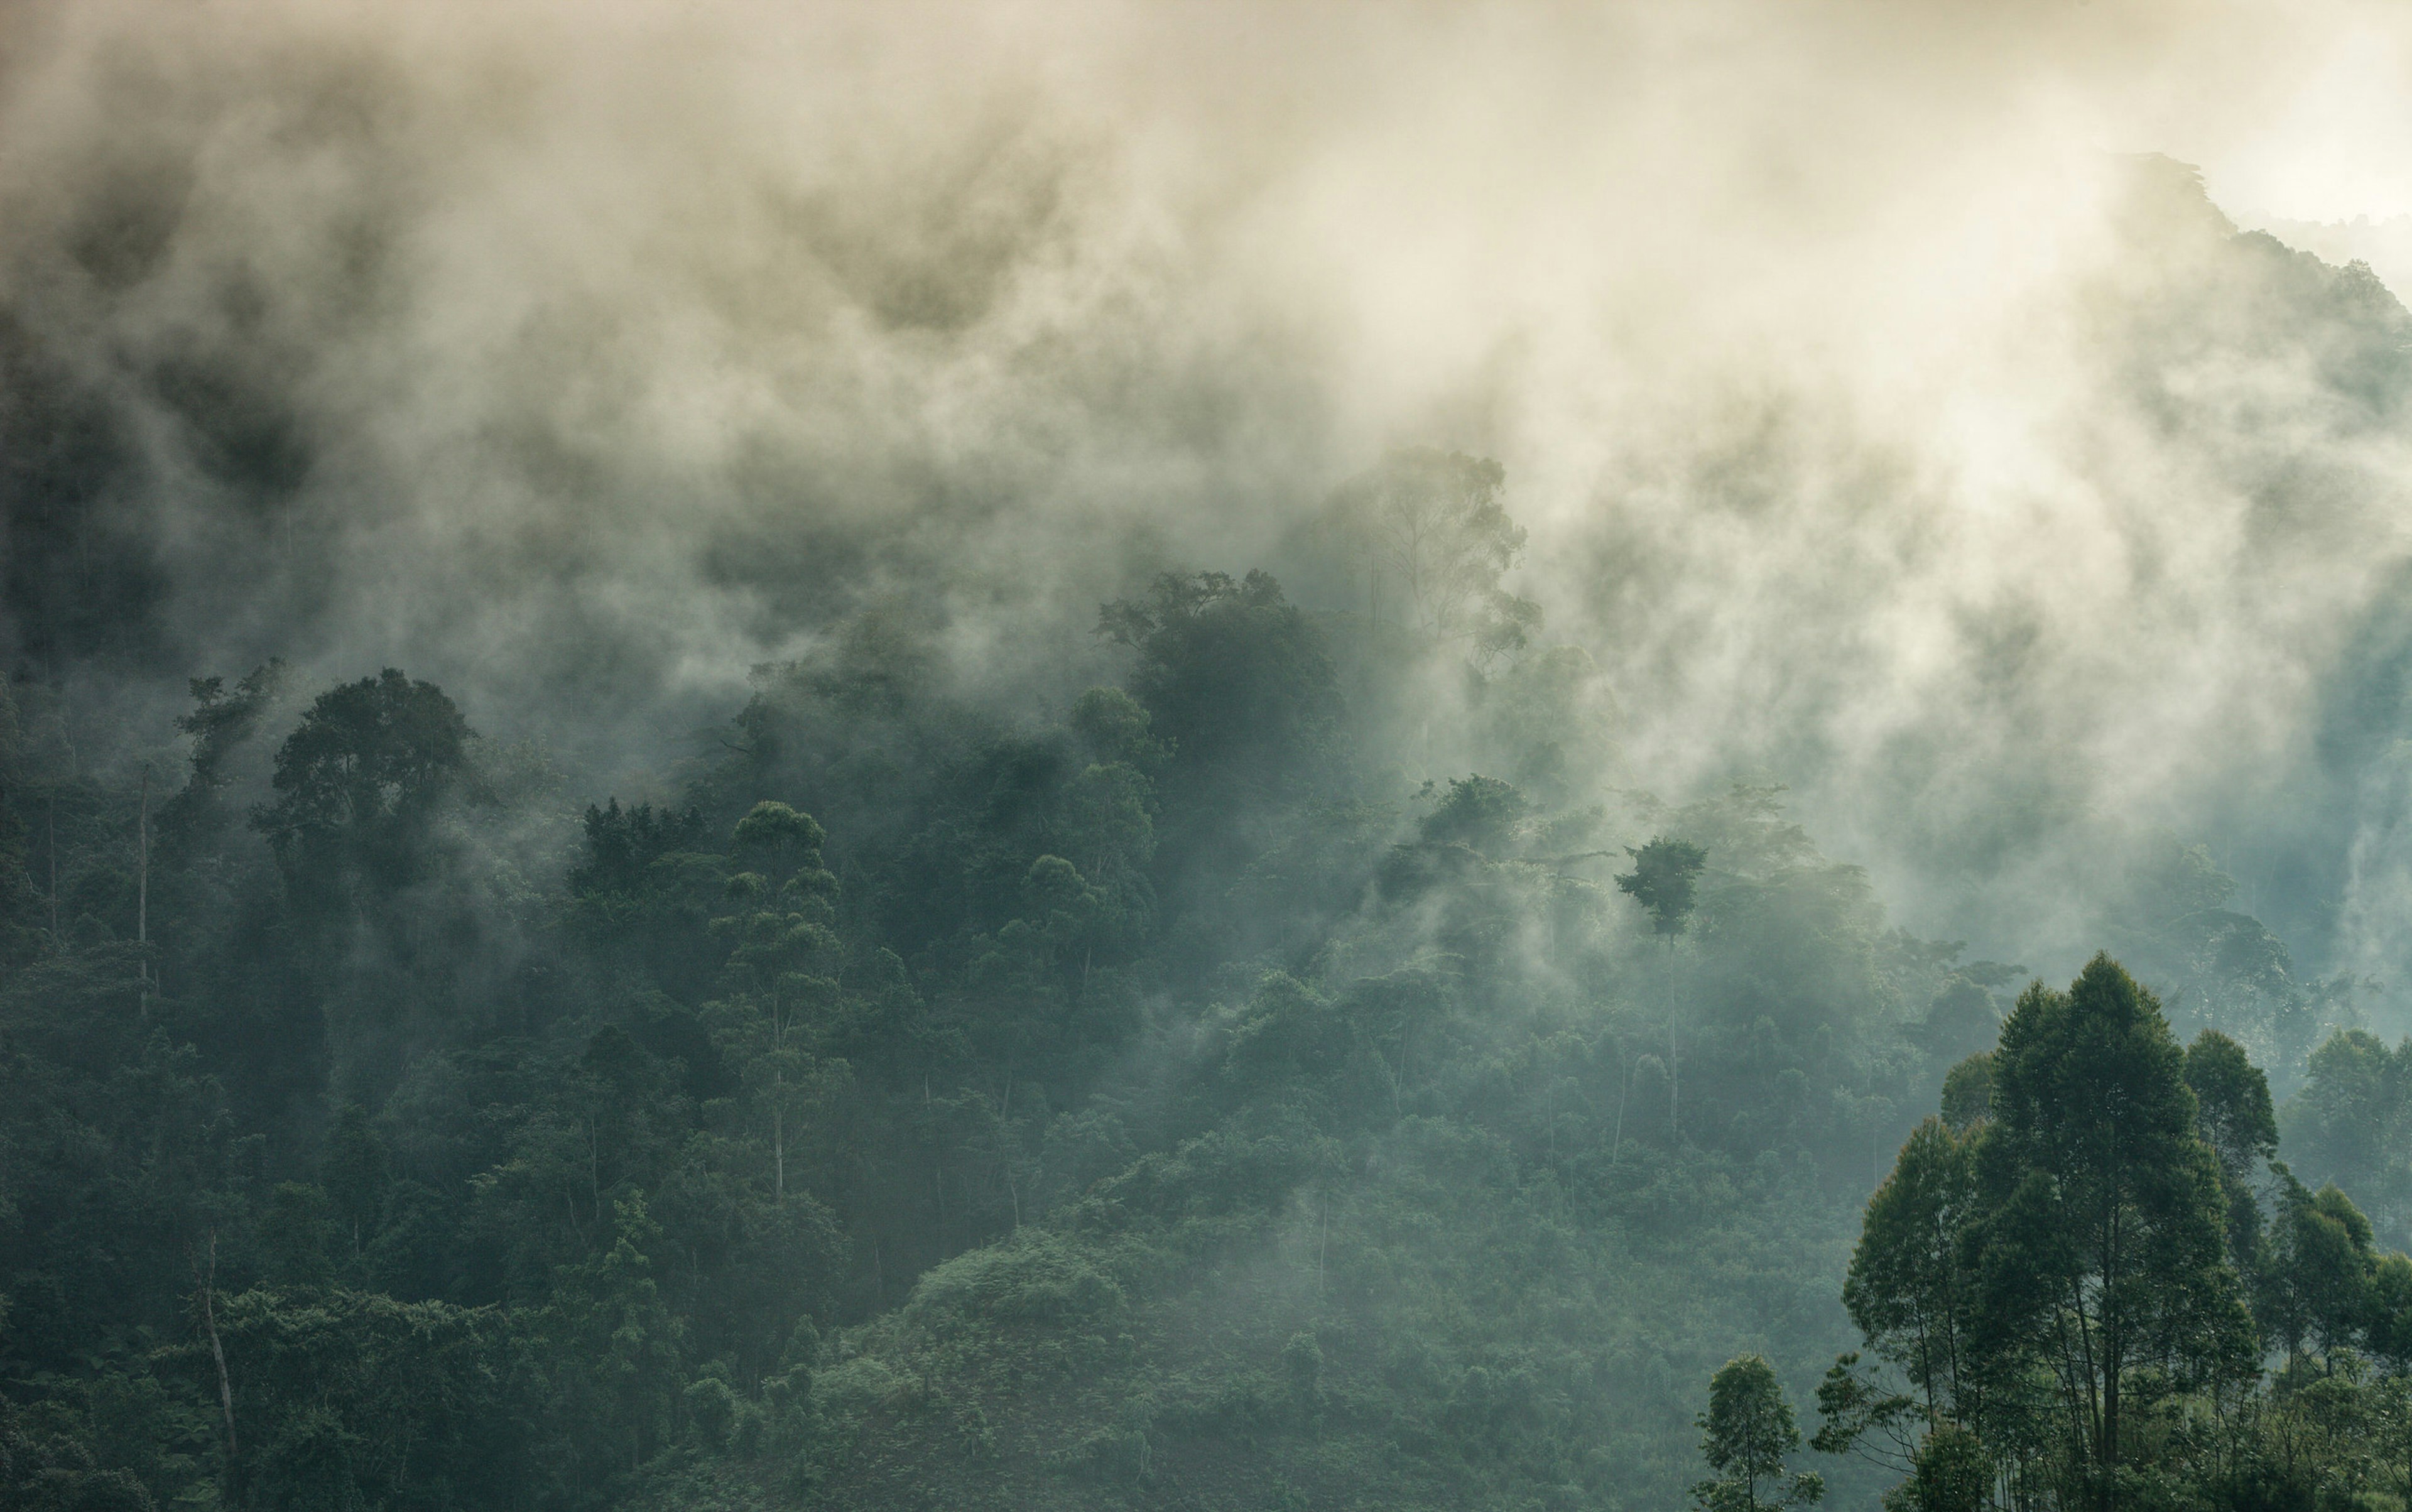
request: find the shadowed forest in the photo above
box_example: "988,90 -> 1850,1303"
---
16,4 -> 2412,1510
18,443 -> 2412,1511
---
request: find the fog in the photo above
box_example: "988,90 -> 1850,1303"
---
8,0 -> 2412,999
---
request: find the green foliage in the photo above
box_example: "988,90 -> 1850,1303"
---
538,1195 -> 688,1491
1938,1054 -> 1992,1133
17,560 -> 2403,1512
195,1286 -> 527,1509
900,1231 -> 1125,1334
322,1104 -> 388,1260
1812,952 -> 2412,1511
1067,687 -> 1169,772
1844,1119 -> 1975,1417
2185,1028 -> 2279,1289
1883,1421 -> 1987,1512
2283,1026 -> 2412,1248
1694,1354 -> 1823,1511
1102,572 -> 1342,821
253,668 -> 475,898
1417,773 -> 1529,855
1618,836 -> 1708,937
1965,957 -> 2252,1486
0,1389 -> 162,1511
2260,1168 -> 2378,1368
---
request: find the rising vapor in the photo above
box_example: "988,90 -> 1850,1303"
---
4,0 -> 2411,994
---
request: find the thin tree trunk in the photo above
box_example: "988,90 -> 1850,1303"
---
138,766 -> 149,1011
1668,1009 -> 1681,1145
201,1231 -> 237,1461
1545,1072 -> 1556,1172
928,1075 -> 947,1247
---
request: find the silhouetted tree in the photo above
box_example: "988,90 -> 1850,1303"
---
1619,836 -> 1707,937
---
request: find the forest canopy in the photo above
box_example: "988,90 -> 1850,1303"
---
10,8 -> 2412,1511
8,507 -> 2409,1509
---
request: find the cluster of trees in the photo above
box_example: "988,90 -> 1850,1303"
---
1692,956 -> 2412,1511
1,450 -> 2393,1511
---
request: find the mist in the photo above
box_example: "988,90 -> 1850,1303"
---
11,0 -> 2412,998
14,8 -> 2412,1505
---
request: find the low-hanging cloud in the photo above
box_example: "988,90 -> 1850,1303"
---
8,0 -> 2412,1001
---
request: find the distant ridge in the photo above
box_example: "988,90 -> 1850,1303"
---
2235,206 -> 2412,306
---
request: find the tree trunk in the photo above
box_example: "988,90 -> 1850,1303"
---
137,766 -> 149,1011
1668,1010 -> 1681,1145
201,1231 -> 237,1462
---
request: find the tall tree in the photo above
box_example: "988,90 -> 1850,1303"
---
1695,1354 -> 1825,1512
1096,570 -> 1344,952
707,801 -> 844,1202
1962,954 -> 2252,1505
2259,1168 -> 2377,1371
1325,447 -> 1541,658
1844,1118 -> 1977,1420
2185,1028 -> 2278,1276
251,668 -> 474,900
1618,836 -> 1708,938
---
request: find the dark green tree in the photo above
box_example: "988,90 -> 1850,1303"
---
251,668 -> 474,899
158,660 -> 286,852
2283,1028 -> 2412,1247
2368,1250 -> 2412,1376
1416,773 -> 1528,855
536,1195 -> 687,1493
1938,1053 -> 1992,1133
1884,1420 -> 1989,1512
1962,954 -> 2252,1503
1098,570 -> 1342,815
2260,1168 -> 2376,1371
1096,570 -> 1344,955
707,801 -> 844,1202
2185,1028 -> 2277,1276
1695,1354 -> 1825,1511
1618,836 -> 1708,938
1844,1118 -> 1977,1419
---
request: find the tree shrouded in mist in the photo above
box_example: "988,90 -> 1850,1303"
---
1325,447 -> 1541,660
1617,835 -> 1707,937
252,667 -> 474,897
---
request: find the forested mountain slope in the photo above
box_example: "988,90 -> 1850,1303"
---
4,542 -> 2409,1510
13,141 -> 2412,1512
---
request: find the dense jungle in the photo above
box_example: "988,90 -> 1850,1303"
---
15,448 -> 2412,1512
14,4 -> 2412,1510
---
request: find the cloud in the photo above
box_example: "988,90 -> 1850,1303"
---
7,0 -> 2412,991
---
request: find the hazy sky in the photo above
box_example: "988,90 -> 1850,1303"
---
2185,11 -> 2412,224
